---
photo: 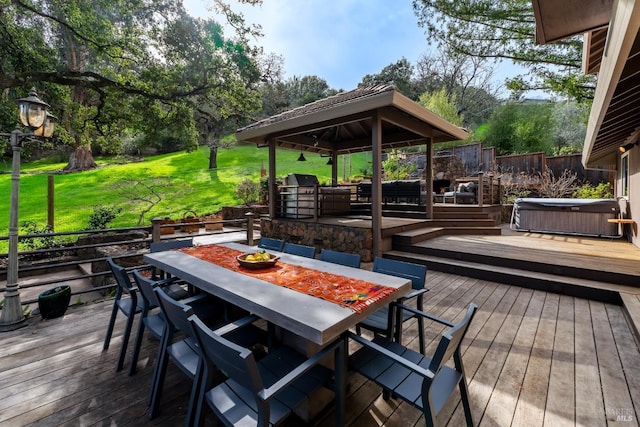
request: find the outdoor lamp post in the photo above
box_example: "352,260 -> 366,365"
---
0,88 -> 55,331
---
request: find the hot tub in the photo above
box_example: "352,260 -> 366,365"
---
510,198 -> 621,237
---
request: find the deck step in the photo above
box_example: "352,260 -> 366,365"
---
422,219 -> 497,228
393,227 -> 446,245
393,226 -> 501,245
620,293 -> 640,346
393,240 -> 639,287
384,250 -> 637,304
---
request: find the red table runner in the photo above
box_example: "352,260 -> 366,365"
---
180,244 -> 397,313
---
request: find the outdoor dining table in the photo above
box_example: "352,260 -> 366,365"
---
143,241 -> 412,423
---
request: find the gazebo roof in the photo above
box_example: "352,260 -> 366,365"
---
236,85 -> 468,155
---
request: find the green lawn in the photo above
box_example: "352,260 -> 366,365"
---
0,143 -> 370,237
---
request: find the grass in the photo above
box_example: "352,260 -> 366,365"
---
0,142 -> 370,240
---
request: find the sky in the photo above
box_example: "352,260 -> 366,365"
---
184,0 -> 525,96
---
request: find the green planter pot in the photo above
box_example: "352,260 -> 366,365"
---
38,285 -> 71,319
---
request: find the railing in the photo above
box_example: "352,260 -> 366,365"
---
0,215 -> 257,306
277,184 -> 354,220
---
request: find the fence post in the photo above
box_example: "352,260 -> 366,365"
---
151,217 -> 162,243
245,212 -> 255,246
478,172 -> 484,207
47,175 -> 54,231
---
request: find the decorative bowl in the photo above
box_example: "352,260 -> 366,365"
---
236,253 -> 279,270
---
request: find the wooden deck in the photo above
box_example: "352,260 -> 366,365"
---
1,269 -> 639,426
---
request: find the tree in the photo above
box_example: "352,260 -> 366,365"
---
480,102 -> 554,155
359,58 -> 419,99
0,0 -> 263,170
418,88 -> 463,126
285,75 -> 337,108
550,101 -> 588,154
412,0 -> 596,101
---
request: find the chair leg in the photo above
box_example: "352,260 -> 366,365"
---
148,336 -> 170,419
186,359 -> 204,427
459,377 -> 474,426
418,316 -> 425,355
129,316 -> 146,376
355,324 -> 362,335
103,302 -> 119,351
116,310 -> 136,371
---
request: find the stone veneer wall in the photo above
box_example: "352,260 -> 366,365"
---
261,218 -> 373,262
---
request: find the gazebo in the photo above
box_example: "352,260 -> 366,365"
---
236,84 -> 468,258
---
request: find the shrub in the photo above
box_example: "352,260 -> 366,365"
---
19,221 -> 60,250
236,179 -> 259,206
87,206 -> 122,230
259,177 -> 282,205
573,182 -> 614,199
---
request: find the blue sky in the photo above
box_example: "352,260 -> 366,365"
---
184,0 -> 524,96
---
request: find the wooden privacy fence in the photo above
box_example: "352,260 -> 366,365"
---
0,215 -> 256,306
496,152 -> 615,185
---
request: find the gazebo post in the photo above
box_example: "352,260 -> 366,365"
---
268,138 -> 277,219
426,132 -> 434,218
371,111 -> 383,259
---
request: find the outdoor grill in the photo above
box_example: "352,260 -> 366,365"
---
282,174 -> 319,218
281,174 -> 351,218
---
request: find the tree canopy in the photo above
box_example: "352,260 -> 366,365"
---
0,0 -> 263,170
412,0 -> 596,101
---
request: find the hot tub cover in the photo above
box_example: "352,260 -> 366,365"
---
513,198 -> 620,212
511,198 -> 621,237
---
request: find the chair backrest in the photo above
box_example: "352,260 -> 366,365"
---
132,269 -> 161,310
283,242 -> 315,258
107,258 -> 135,295
154,286 -> 195,337
319,249 -> 361,268
258,237 -> 284,252
150,238 -> 193,253
373,257 -> 427,290
189,315 -> 263,394
429,304 -> 478,374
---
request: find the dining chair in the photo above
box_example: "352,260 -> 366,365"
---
283,242 -> 316,258
149,238 -> 193,280
129,269 -> 208,376
149,286 -> 266,423
189,314 -> 346,427
319,248 -> 361,268
103,257 -> 144,372
257,237 -> 285,252
356,257 -> 429,354
348,303 -> 477,427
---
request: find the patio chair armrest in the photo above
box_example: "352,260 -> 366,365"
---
346,331 -> 434,379
180,293 -> 210,306
213,314 -> 260,336
396,288 -> 429,303
153,277 -> 180,287
393,303 -> 455,327
259,338 -> 344,402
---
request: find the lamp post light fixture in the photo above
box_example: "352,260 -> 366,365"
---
0,88 -> 55,331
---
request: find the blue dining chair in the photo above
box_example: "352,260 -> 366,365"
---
257,237 -> 285,252
189,314 -> 346,427
103,257 -> 144,372
348,303 -> 478,427
319,248 -> 361,268
356,257 -> 429,354
129,269 -> 208,376
149,286 -> 265,423
149,238 -> 193,281
283,242 -> 316,258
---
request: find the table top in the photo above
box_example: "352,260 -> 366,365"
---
144,242 -> 411,345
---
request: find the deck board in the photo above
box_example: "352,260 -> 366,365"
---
1,270 -> 639,427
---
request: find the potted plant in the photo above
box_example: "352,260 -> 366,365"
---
38,285 -> 71,319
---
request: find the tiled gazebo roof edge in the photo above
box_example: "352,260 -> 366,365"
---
238,84 -> 396,133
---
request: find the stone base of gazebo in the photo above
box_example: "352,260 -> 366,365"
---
261,217 -> 374,262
